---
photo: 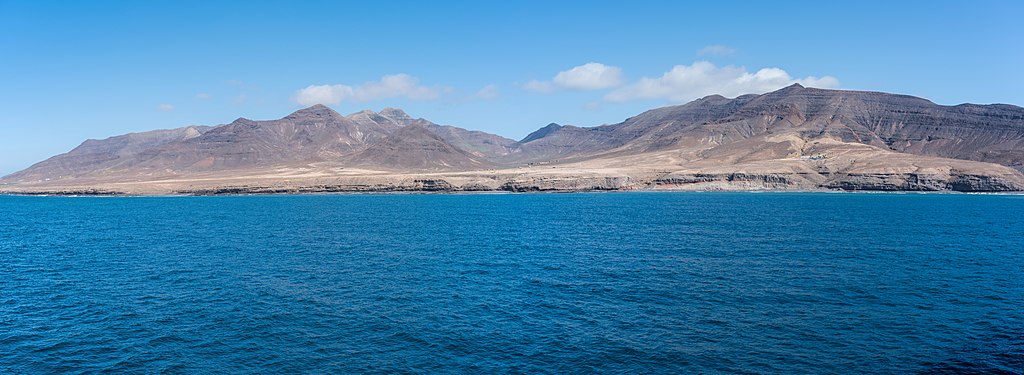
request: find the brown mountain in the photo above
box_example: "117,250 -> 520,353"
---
5,125 -> 210,181
509,84 -> 1024,172
423,123 -> 517,159
349,124 -> 494,171
4,105 -> 512,181
3,85 -> 1023,194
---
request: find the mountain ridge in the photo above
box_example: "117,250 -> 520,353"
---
508,84 -> 1024,171
4,85 -> 1024,194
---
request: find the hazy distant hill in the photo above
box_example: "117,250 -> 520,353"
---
4,85 -> 1024,194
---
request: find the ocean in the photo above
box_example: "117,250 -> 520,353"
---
1,193 -> 1022,373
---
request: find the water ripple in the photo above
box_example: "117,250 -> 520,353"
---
0,193 -> 1022,373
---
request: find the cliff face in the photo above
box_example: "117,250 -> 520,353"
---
4,85 -> 1024,194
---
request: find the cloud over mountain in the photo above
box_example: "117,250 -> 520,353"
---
605,61 -> 839,102
525,62 -> 624,92
294,74 -> 447,106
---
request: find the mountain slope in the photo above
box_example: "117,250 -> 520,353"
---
3,105 -> 508,181
3,85 -> 1024,194
424,123 -> 517,159
350,124 -> 494,171
4,125 -> 209,181
511,84 -> 1024,171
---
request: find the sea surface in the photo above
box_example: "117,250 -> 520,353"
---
1,193 -> 1022,373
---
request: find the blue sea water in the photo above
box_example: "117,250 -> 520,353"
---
1,192 -> 1022,374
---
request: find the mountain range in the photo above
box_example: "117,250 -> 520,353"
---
3,84 -> 1024,194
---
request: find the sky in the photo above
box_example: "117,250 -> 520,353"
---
1,1 -> 1022,176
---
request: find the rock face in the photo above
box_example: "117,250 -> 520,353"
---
3,85 -> 1024,194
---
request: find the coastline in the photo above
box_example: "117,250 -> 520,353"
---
5,166 -> 1023,197
4,186 -> 1023,197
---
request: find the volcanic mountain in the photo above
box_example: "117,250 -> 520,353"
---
4,85 -> 1024,194
4,105 -> 511,182
508,84 -> 1024,169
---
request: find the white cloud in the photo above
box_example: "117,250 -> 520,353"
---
554,63 -> 624,90
293,74 -> 447,106
195,93 -> 212,100
523,80 -> 555,93
293,86 -> 342,106
525,62 -> 624,92
157,103 -> 175,112
605,61 -> 839,103
474,84 -> 499,100
698,45 -> 736,56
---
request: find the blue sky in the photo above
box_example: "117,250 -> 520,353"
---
1,1 -> 1021,175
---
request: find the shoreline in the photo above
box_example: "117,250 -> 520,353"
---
3,187 -> 1023,197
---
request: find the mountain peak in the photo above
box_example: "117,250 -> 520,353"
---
693,94 -> 729,103
379,107 -> 413,122
346,108 -> 416,127
380,107 -> 407,116
287,104 -> 342,120
520,123 -> 564,143
757,83 -> 807,99
775,83 -> 805,93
